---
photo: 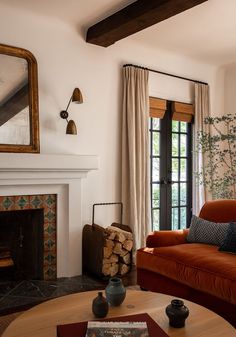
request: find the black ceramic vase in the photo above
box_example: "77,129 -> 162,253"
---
105,277 -> 126,306
165,299 -> 189,328
92,291 -> 109,318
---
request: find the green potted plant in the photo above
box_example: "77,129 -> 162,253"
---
197,113 -> 236,199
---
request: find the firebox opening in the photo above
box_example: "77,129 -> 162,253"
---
0,209 -> 44,280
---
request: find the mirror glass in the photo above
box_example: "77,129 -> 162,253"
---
0,54 -> 30,145
0,44 -> 39,153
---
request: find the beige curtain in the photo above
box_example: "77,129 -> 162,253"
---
193,83 -> 211,214
121,66 -> 151,250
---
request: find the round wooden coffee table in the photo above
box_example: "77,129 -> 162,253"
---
2,290 -> 235,337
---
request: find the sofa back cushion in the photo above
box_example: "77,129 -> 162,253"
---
199,200 -> 236,223
187,215 -> 229,246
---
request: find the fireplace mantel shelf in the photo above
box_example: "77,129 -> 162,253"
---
0,153 -> 99,172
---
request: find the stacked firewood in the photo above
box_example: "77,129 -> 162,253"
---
102,225 -> 133,277
0,246 -> 14,268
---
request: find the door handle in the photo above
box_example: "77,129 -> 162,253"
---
160,178 -> 168,185
160,178 -> 174,185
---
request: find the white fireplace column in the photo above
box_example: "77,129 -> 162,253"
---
0,153 -> 99,277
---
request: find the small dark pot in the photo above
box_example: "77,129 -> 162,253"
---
165,299 -> 189,328
92,291 -> 109,318
105,277 -> 126,306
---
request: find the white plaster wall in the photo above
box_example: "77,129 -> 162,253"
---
0,4 -> 224,228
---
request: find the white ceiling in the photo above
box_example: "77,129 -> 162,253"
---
1,0 -> 236,66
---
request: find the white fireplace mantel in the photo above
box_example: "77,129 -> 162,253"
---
0,153 -> 99,180
0,153 -> 99,277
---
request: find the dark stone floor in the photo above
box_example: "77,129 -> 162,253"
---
0,275 -> 104,315
0,269 -> 137,315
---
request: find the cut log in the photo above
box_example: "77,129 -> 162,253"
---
121,252 -> 131,265
102,263 -> 111,276
106,226 -> 133,240
107,231 -> 116,240
119,263 -> 130,276
115,232 -> 126,243
0,258 -> 14,268
103,246 -> 113,259
123,239 -> 133,251
105,239 -> 114,249
103,254 -> 119,264
113,242 -> 123,255
120,248 -> 128,257
110,263 -> 119,277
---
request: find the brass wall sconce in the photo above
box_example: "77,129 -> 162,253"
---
60,88 -> 83,135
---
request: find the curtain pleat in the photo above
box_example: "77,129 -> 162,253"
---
121,66 -> 151,250
193,83 -> 211,214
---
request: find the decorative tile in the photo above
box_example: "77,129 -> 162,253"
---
44,194 -> 56,208
15,195 -> 30,210
44,223 -> 56,236
0,196 -> 15,211
44,238 -> 56,251
44,209 -> 56,222
0,193 -> 57,280
29,195 -> 43,209
44,252 -> 56,265
44,264 -> 56,280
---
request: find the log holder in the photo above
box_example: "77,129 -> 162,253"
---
82,202 -> 132,278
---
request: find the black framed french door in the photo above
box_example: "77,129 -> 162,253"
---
150,101 -> 192,231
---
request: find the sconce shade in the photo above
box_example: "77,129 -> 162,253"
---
66,120 -> 77,135
60,87 -> 83,135
72,88 -> 83,104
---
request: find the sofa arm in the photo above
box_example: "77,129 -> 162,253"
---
146,229 -> 189,248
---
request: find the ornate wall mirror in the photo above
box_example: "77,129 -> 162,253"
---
0,44 -> 39,153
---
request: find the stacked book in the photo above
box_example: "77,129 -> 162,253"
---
57,313 -> 169,337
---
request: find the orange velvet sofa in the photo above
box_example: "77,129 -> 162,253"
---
137,200 -> 236,327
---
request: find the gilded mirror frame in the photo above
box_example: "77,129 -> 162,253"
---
0,43 -> 39,153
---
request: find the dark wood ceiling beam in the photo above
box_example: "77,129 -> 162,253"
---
0,84 -> 29,127
86,0 -> 208,47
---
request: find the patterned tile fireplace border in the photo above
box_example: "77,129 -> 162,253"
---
0,194 -> 57,280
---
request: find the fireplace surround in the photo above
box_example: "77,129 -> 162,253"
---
0,153 -> 99,278
0,195 -> 56,280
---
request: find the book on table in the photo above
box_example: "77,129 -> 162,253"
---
86,320 -> 149,337
57,313 -> 169,337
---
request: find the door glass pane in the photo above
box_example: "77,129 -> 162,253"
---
172,183 -> 179,206
172,158 -> 179,181
180,122 -> 187,133
172,133 -> 179,156
153,118 -> 160,130
180,183 -> 187,205
152,184 -> 160,208
180,134 -> 187,156
152,158 -> 160,181
172,208 -> 179,230
180,159 -> 187,181
153,132 -> 160,156
180,207 -> 187,229
153,209 -> 160,231
172,121 -> 179,132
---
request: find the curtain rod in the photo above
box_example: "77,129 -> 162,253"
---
123,64 -> 208,86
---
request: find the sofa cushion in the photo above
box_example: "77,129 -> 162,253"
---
187,215 -> 229,246
219,222 -> 236,254
137,243 -> 236,305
